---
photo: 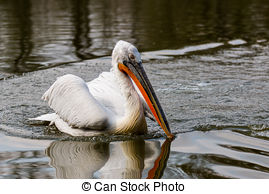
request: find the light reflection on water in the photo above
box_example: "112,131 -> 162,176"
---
0,136 -> 171,179
1,131 -> 268,178
46,139 -> 169,179
1,0 -> 269,74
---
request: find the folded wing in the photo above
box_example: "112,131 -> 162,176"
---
42,74 -> 110,130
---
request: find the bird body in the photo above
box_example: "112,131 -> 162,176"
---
35,41 -> 173,138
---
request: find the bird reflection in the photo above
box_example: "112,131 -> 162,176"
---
46,138 -> 171,179
46,141 -> 109,178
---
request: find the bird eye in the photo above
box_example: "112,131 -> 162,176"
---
129,53 -> 135,60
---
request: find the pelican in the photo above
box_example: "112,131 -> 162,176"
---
35,40 -> 173,138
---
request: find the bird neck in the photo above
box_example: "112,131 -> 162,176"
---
112,66 -> 147,134
114,67 -> 141,114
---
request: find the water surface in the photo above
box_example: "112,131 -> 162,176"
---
0,0 -> 269,178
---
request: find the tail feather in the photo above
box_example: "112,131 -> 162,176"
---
29,113 -> 57,122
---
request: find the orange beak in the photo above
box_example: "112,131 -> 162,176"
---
118,62 -> 174,138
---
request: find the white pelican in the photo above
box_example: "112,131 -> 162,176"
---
36,40 -> 173,138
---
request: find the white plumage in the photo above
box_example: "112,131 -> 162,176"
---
42,74 -> 111,130
34,40 -> 158,136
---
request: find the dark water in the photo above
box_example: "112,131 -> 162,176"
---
1,0 -> 269,178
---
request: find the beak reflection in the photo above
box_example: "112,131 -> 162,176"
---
46,138 -> 172,178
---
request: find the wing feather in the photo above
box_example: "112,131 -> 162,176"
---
42,74 -> 110,130
87,71 -> 125,116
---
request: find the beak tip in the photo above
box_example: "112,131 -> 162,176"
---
167,133 -> 175,139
